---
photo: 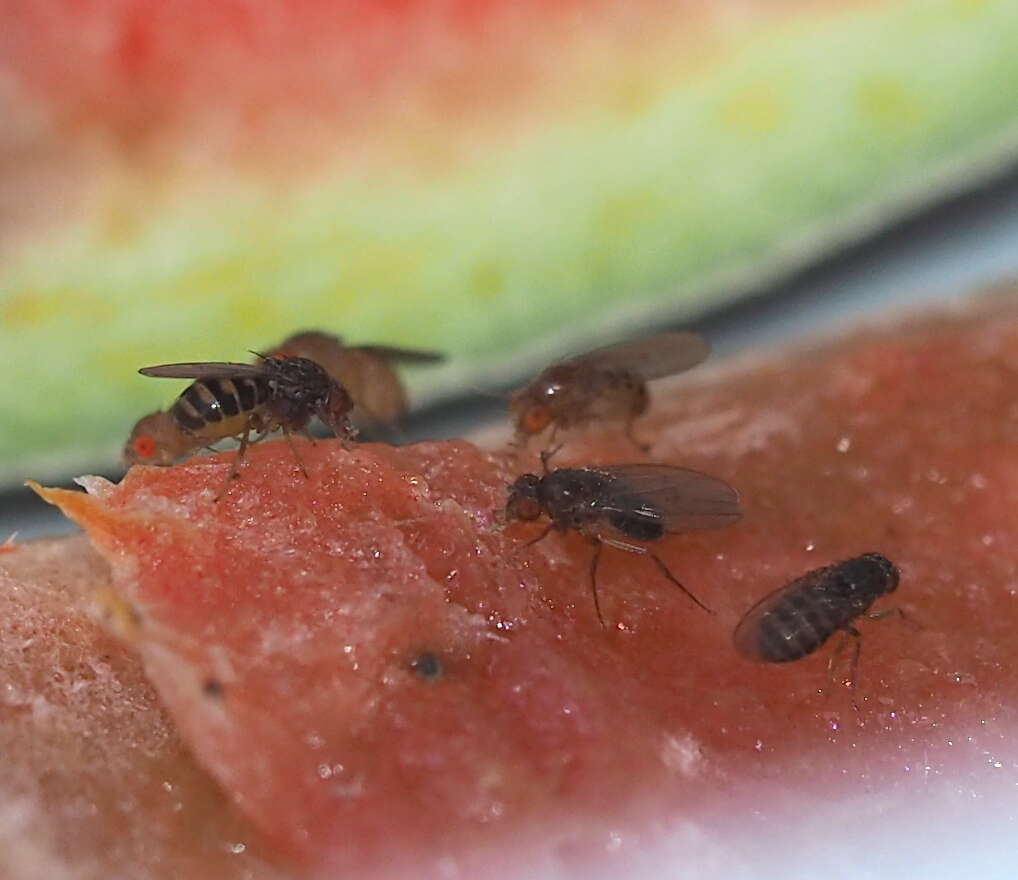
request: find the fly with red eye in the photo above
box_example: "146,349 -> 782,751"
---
123,410 -> 196,467
506,462 -> 741,628
509,331 -> 709,453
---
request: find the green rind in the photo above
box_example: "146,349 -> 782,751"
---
4,0 -> 1018,481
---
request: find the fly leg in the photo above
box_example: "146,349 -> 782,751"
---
831,606 -> 918,712
507,433 -> 525,458
540,444 -> 564,472
281,426 -> 310,478
588,540 -> 607,631
341,420 -> 359,451
193,432 -> 221,455
599,536 -> 714,615
646,550 -> 713,614
533,424 -> 561,468
522,523 -> 554,549
865,606 -> 921,630
624,416 -> 651,453
214,420 -> 255,502
827,625 -> 863,712
326,416 -> 357,451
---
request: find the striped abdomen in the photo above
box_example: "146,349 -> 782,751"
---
170,377 -> 270,437
734,554 -> 899,663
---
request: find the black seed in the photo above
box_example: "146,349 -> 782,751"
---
203,677 -> 224,698
409,652 -> 443,680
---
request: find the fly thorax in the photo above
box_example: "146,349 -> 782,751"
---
829,557 -> 889,612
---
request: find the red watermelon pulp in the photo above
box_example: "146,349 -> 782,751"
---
30,293 -> 1018,877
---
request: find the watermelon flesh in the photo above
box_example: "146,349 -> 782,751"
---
0,536 -> 285,879
33,294 -> 1018,876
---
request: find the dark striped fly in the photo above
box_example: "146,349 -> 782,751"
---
506,463 -> 741,628
733,553 -> 903,702
269,330 -> 444,429
135,355 -> 354,495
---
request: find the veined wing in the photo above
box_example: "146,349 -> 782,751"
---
732,564 -> 847,660
139,362 -> 266,380
353,345 -> 446,365
562,332 -> 709,380
593,464 -> 740,531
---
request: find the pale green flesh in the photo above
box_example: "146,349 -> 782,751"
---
4,0 -> 1018,481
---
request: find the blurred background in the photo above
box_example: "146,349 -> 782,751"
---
3,0 -> 1018,537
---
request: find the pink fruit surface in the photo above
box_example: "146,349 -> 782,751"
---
32,292 -> 1018,876
0,536 -> 285,879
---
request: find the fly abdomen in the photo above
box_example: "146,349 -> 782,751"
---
234,376 -> 265,411
171,388 -> 210,431
171,378 -> 269,432
609,507 -> 664,541
734,553 -> 901,664
207,379 -> 241,416
753,589 -> 836,662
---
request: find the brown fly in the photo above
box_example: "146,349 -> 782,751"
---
734,553 -> 905,706
506,462 -> 740,627
510,331 -> 709,451
269,330 -> 444,429
123,410 -> 186,467
131,355 -> 354,497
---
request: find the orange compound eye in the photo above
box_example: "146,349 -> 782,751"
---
132,434 -> 157,460
521,406 -> 553,435
514,498 -> 542,521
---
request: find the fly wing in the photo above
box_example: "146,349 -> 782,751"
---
353,345 -> 446,365
269,331 -> 343,357
733,582 -> 791,661
139,362 -> 266,380
562,332 -> 709,380
732,564 -> 840,660
594,464 -> 741,531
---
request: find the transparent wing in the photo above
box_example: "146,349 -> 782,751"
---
271,330 -> 343,353
139,362 -> 266,380
354,345 -> 446,365
562,331 -> 709,380
732,566 -> 839,659
594,464 -> 740,531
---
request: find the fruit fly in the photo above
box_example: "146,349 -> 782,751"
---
269,330 -> 444,429
510,331 -> 709,450
133,355 -> 354,493
733,552 -> 904,704
506,463 -> 741,628
124,410 -> 198,466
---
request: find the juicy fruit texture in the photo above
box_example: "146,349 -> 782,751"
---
5,0 -> 1018,480
33,295 -> 1018,875
0,536 -> 286,880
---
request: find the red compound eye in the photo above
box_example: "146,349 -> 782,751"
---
133,434 -> 157,459
522,406 -> 552,434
